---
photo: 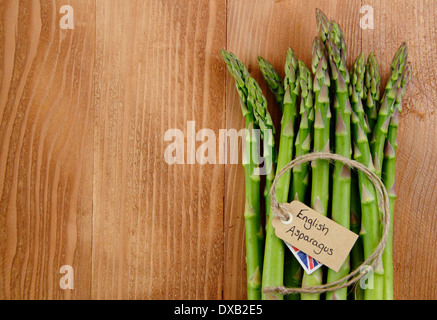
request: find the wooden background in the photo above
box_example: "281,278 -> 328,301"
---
0,0 -> 436,300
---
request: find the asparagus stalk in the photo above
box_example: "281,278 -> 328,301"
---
283,61 -> 314,301
246,75 -> 277,241
364,53 -> 381,139
257,56 -> 283,225
262,48 -> 300,300
301,38 -> 331,300
258,57 -> 302,301
382,63 -> 412,300
349,54 -> 383,300
325,21 -> 353,300
221,50 -> 264,299
258,56 -> 285,113
291,61 -> 314,202
348,54 -> 366,300
371,43 -> 408,177
349,171 -> 365,300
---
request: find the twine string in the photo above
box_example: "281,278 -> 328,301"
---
264,152 -> 390,295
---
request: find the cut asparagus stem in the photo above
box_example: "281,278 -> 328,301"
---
258,56 -> 285,113
364,53 -> 381,140
262,48 -> 300,300
301,37 -> 331,301
221,50 -> 264,300
382,63 -> 412,300
371,43 -> 408,177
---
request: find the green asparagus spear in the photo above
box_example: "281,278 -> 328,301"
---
347,54 -> 367,300
301,38 -> 331,300
349,171 -> 365,300
325,21 -> 353,301
371,43 -> 408,177
257,56 -> 283,225
382,63 -> 412,300
221,49 -> 263,299
257,56 -> 301,301
258,56 -> 285,113
364,53 -> 381,139
246,74 -> 277,244
283,61 -> 313,300
291,61 -> 314,203
262,48 -> 300,300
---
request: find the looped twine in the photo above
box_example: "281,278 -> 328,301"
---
265,152 -> 390,295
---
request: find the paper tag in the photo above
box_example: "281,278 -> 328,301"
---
285,243 -> 323,275
272,201 -> 358,272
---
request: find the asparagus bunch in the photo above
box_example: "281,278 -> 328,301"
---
221,49 -> 264,299
220,8 -> 411,301
381,63 -> 412,300
262,48 -> 300,300
301,37 -> 331,300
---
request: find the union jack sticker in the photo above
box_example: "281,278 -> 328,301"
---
285,242 -> 323,275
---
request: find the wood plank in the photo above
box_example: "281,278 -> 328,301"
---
362,0 -> 437,300
0,0 -> 95,299
93,0 -> 226,299
225,0 -> 362,299
0,0 -> 435,301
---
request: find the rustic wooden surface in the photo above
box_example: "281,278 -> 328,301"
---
0,0 -> 436,300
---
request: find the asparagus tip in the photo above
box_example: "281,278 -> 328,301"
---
315,9 -> 330,42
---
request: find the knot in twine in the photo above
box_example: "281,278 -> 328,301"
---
264,152 -> 390,295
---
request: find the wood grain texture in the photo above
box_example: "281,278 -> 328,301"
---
362,0 -> 437,300
0,0 -> 95,299
92,0 -> 226,299
0,0 -> 436,300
